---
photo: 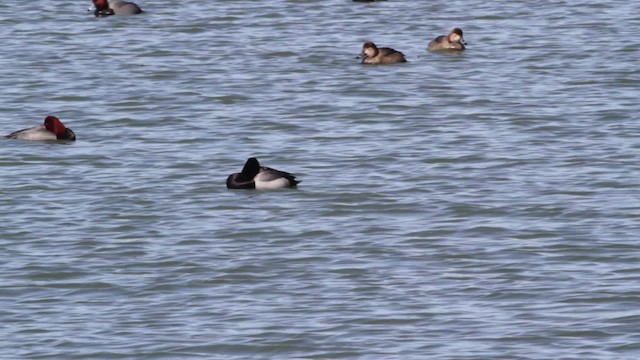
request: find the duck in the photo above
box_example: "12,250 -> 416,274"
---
427,28 -> 467,51
227,158 -> 300,190
5,116 -> 76,141
357,42 -> 407,64
92,0 -> 143,17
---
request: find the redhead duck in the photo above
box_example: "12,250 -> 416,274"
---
357,42 -> 407,64
427,28 -> 467,51
5,116 -> 76,141
227,158 -> 300,190
92,0 -> 143,17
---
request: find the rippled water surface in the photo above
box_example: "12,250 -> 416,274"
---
1,0 -> 640,358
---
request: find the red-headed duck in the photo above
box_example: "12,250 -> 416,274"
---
428,28 -> 467,51
5,116 -> 76,141
92,0 -> 143,17
357,42 -> 407,64
227,158 -> 300,190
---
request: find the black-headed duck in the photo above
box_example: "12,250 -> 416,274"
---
92,0 -> 143,17
227,158 -> 300,190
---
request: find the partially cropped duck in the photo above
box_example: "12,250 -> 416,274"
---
227,158 -> 300,190
5,116 -> 76,141
357,42 -> 407,64
92,0 -> 143,17
427,28 -> 467,51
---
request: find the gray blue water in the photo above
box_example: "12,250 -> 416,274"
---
1,0 -> 640,358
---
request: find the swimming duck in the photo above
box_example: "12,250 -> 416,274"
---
227,158 -> 300,190
5,116 -> 76,141
357,42 -> 407,64
92,0 -> 143,17
427,28 -> 467,51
